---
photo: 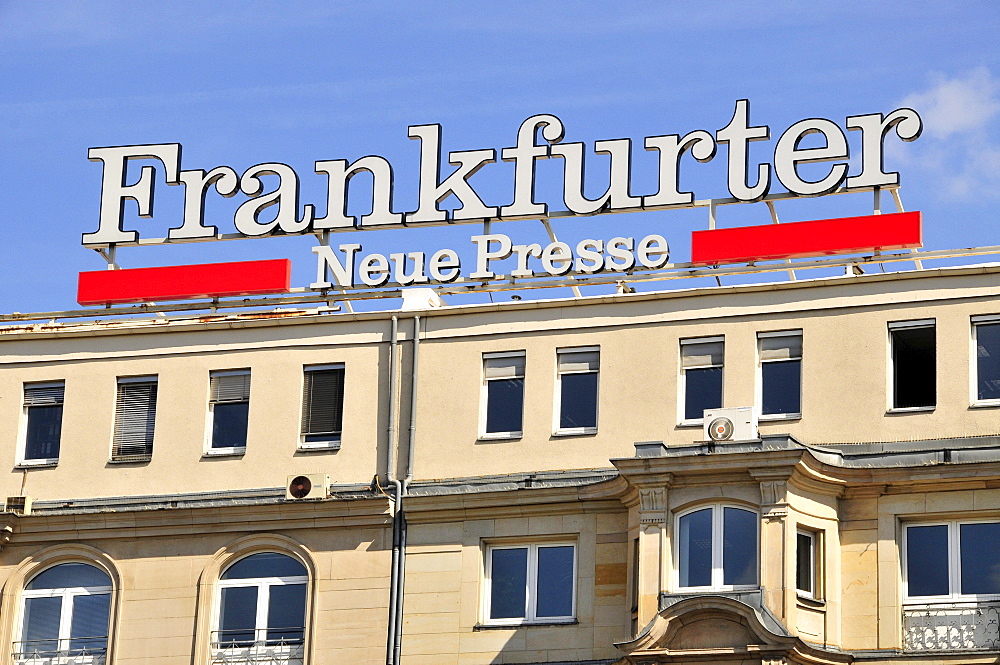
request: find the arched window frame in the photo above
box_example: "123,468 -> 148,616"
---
17,563 -> 113,661
214,552 -> 309,649
195,536 -> 316,665
0,548 -> 121,665
673,502 -> 760,592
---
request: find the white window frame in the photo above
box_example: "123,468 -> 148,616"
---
215,572 -> 308,649
674,503 -> 759,592
902,519 -> 1000,603
971,315 -> 1000,408
17,565 -> 113,660
756,330 -> 802,421
678,336 -> 724,426
479,351 -> 525,440
17,381 -> 65,468
483,541 -> 577,626
553,347 -> 599,436
796,529 -> 821,600
110,375 -> 158,463
299,364 -> 344,451
205,369 -> 251,457
887,319 -> 936,413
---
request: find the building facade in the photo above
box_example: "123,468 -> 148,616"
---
1,262 -> 999,665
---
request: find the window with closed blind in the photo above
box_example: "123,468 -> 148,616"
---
680,337 -> 724,423
555,348 -> 599,434
300,365 -> 344,449
208,370 -> 251,454
111,377 -> 157,462
481,352 -> 525,438
21,382 -> 65,465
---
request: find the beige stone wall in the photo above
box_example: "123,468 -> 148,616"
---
401,505 -> 629,665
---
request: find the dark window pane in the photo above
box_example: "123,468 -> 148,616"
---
560,372 -> 598,429
21,596 -> 61,655
212,402 -> 249,449
685,367 -> 722,420
723,508 -> 757,586
536,546 -> 574,618
223,553 -> 307,580
219,586 -> 258,646
25,405 -> 62,460
977,324 -> 1000,401
266,583 -> 306,644
485,379 -> 524,434
28,563 -> 111,590
960,522 -> 1000,595
907,525 -> 949,596
892,326 -> 936,408
679,508 -> 713,587
69,593 -> 110,653
796,532 -> 814,593
762,360 -> 801,415
490,548 -> 527,619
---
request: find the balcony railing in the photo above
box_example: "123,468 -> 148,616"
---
903,601 -> 1000,651
210,630 -> 304,665
12,639 -> 107,665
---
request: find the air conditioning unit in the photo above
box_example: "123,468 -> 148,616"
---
4,496 -> 32,516
285,474 -> 329,501
703,407 -> 758,442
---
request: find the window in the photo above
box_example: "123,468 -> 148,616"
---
111,377 -> 157,462
215,553 -> 307,663
20,383 -> 64,465
890,320 -> 935,410
796,530 -> 821,599
16,563 -> 112,664
904,520 -> 1000,600
758,332 -> 802,418
208,370 -> 251,454
676,504 -> 757,590
300,365 -> 344,449
680,337 -> 724,422
973,317 -> 1000,405
484,543 -> 576,625
555,348 -> 599,434
481,352 -> 525,438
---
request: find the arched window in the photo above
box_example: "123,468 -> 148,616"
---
676,504 -> 758,591
214,553 -> 307,663
16,563 -> 112,664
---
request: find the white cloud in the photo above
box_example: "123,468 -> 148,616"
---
897,68 -> 1000,199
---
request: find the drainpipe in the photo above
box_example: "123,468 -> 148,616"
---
392,315 -> 420,665
385,316 -> 403,665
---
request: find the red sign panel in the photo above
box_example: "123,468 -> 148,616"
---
77,259 -> 292,306
690,211 -> 922,266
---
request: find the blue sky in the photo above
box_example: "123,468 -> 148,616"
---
1,1 -> 999,314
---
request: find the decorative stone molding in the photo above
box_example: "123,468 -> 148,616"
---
638,487 -> 667,525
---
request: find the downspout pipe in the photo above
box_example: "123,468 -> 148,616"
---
393,314 -> 420,665
385,316 -> 403,665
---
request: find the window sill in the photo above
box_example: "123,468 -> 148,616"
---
796,593 -> 826,608
107,456 -> 152,464
887,406 -> 936,414
970,401 -> 1000,409
552,428 -> 597,437
15,459 -> 58,469
676,419 -> 703,428
203,448 -> 246,458
759,413 -> 801,422
297,441 -> 341,452
475,619 -> 577,630
478,432 -> 522,442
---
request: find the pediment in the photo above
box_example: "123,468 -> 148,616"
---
614,595 -> 851,665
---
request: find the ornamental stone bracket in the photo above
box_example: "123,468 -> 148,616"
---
612,595 -> 852,665
750,468 -> 792,522
638,486 -> 668,525
0,515 -> 16,551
